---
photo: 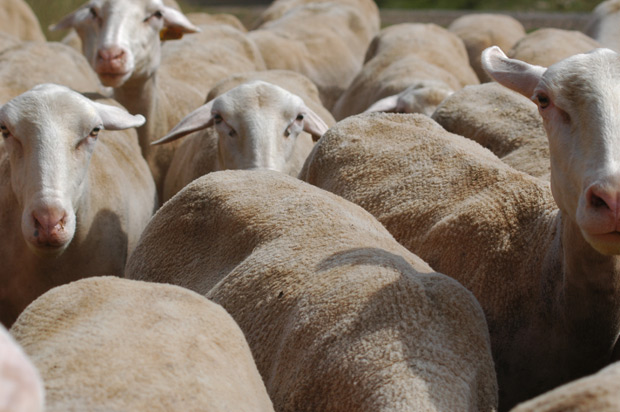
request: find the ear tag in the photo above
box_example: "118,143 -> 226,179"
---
160,27 -> 184,41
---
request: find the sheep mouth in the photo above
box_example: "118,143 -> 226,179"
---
583,231 -> 620,255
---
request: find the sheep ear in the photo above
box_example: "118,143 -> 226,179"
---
49,5 -> 89,31
482,46 -> 547,98
152,101 -> 215,145
91,101 -> 146,130
364,95 -> 399,113
159,6 -> 200,41
302,107 -> 329,142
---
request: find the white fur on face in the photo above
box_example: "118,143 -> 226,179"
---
68,0 -> 167,86
213,81 -> 310,172
0,85 -> 102,254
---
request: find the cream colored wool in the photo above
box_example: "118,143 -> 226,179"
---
10,276 -> 275,412
448,14 -> 526,83
0,0 -> 45,42
432,82 -> 550,180
0,41 -> 104,103
332,23 -> 469,120
248,0 -> 380,110
586,0 -> 620,52
507,28 -> 602,67
162,70 -> 335,202
0,324 -> 44,412
126,169 -> 498,412
299,112 -> 620,410
510,361 -> 620,412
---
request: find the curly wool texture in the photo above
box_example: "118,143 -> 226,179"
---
126,169 -> 498,412
432,82 -> 550,180
300,112 -> 610,409
10,277 -> 274,412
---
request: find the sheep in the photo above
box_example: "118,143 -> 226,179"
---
0,41 -> 104,103
0,83 -> 156,327
331,23 -> 476,120
432,82 -> 550,180
0,32 -> 20,54
300,47 -> 620,410
448,13 -> 526,83
509,361 -> 620,412
125,169 -> 498,412
157,71 -> 334,202
248,0 -> 380,110
0,323 -> 44,412
507,28 -> 602,67
250,0 -> 379,31
51,0 -> 265,200
586,0 -> 620,52
10,276 -> 275,412
0,0 -> 46,42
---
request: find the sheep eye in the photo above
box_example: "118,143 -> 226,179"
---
145,10 -> 163,22
535,94 -> 550,109
89,127 -> 101,138
213,114 -> 223,125
89,7 -> 98,19
296,114 -> 304,121
0,125 -> 10,139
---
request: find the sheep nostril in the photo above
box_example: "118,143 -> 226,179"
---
591,194 -> 609,209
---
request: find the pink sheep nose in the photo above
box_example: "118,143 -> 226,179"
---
586,184 -> 620,223
32,209 -> 68,247
97,45 -> 125,63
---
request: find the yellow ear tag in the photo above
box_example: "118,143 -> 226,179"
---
160,27 -> 184,41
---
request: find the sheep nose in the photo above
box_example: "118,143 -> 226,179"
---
97,46 -> 125,62
586,184 -> 620,219
32,209 -> 68,246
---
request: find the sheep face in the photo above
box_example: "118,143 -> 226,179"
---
52,0 -> 198,87
153,80 -> 328,174
483,46 -> 620,255
212,81 -> 318,172
0,84 -> 144,256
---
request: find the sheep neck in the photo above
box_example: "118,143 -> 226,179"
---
110,73 -> 164,160
559,211 -> 620,363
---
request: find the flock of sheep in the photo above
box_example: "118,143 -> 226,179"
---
2,0 -> 620,411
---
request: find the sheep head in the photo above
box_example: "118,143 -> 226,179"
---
51,0 -> 199,87
483,45 -> 620,255
0,84 -> 145,256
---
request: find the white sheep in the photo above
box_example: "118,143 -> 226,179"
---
0,324 -> 44,412
432,82 -> 550,180
448,13 -> 526,83
125,169 -> 498,411
0,41 -> 104,103
300,46 -> 620,410
10,276 -> 275,412
586,0 -> 620,52
0,83 -> 156,327
248,0 -> 380,110
507,27 -> 602,67
331,23 -> 475,120
51,0 -> 265,200
509,361 -> 620,411
0,0 -> 46,42
157,73 -> 332,201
